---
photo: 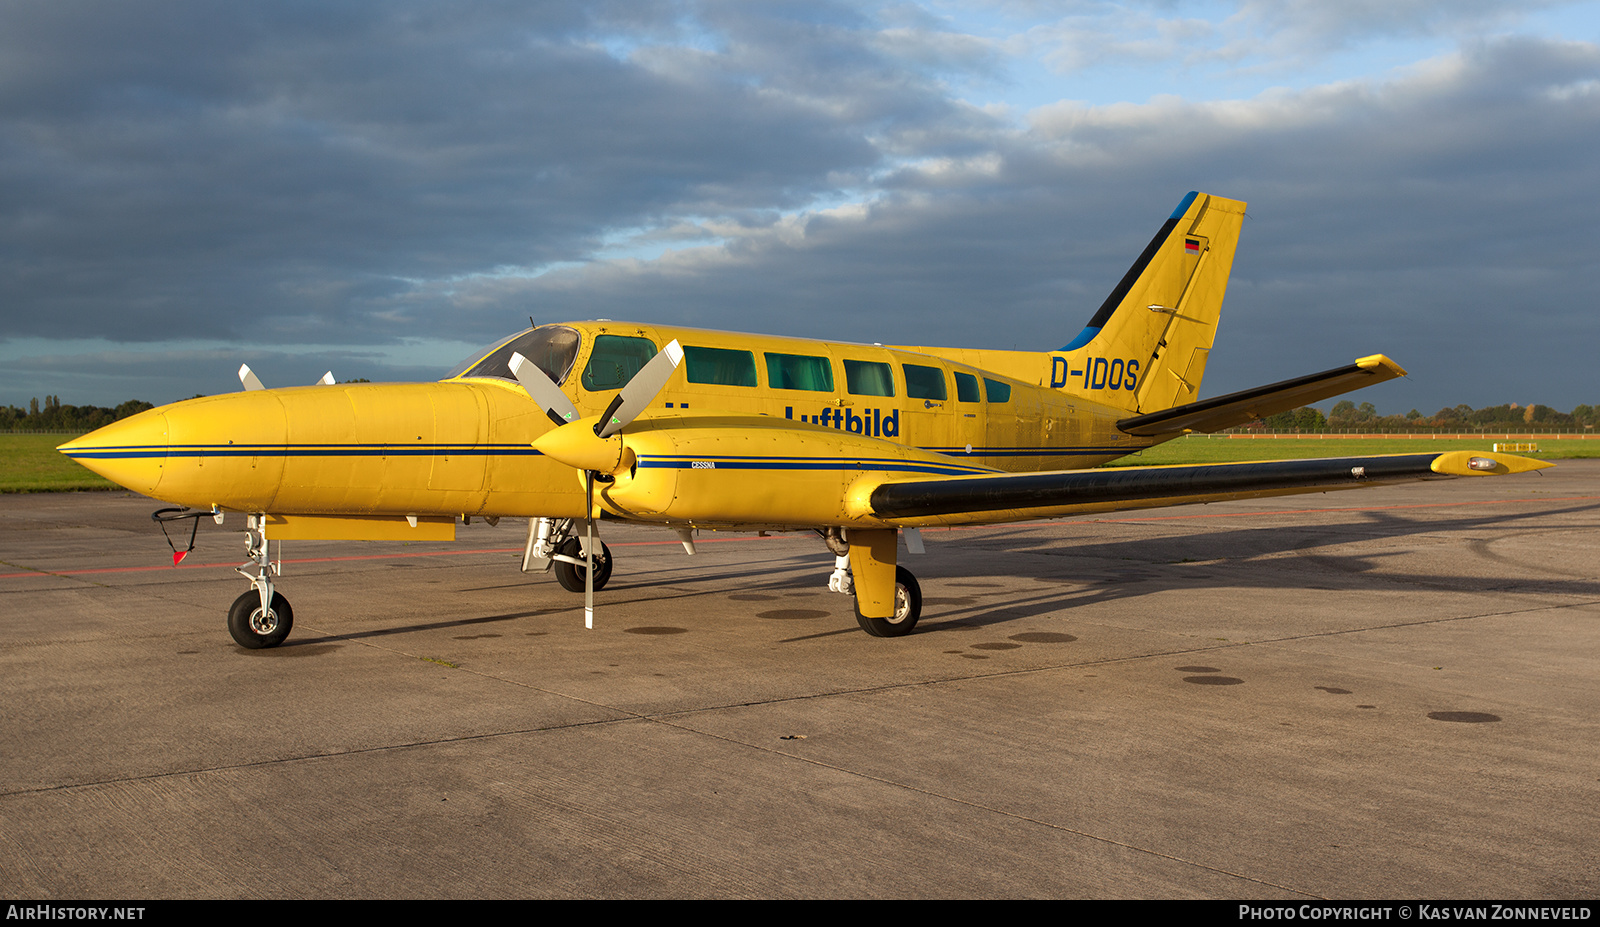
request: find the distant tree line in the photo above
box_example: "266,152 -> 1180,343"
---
1261,402 -> 1599,432
1,396 -> 155,432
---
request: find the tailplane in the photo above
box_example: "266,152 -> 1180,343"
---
1055,192 -> 1247,413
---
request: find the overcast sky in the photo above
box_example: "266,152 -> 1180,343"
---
3,0 -> 1597,415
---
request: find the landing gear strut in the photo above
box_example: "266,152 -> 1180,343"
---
229,514 -> 292,648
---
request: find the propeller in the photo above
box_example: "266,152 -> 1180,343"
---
512,340 -> 685,628
597,340 -> 684,438
238,364 -> 265,392
510,352 -> 580,427
237,366 -> 338,391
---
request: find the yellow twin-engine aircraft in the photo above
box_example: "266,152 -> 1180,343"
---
59,191 -> 1550,648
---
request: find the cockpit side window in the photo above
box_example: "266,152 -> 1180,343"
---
582,335 -> 659,391
446,325 -> 581,385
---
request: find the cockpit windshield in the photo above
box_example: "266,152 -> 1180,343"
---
444,325 -> 581,385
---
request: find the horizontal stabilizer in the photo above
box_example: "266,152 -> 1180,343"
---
868,451 -> 1549,525
1117,355 -> 1406,436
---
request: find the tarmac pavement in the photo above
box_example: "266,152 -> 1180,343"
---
1,460 -> 1597,898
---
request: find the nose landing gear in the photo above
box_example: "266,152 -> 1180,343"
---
229,514 -> 291,649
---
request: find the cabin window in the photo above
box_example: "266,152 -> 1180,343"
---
983,377 -> 1011,403
954,372 -> 981,403
765,353 -> 834,391
446,325 -> 581,385
844,360 -> 895,397
903,364 -> 947,401
582,335 -> 658,391
683,346 -> 758,387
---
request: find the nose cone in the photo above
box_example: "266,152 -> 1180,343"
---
58,391 -> 289,508
58,407 -> 170,496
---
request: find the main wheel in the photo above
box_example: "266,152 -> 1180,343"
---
854,565 -> 921,637
228,590 -> 294,649
553,538 -> 613,592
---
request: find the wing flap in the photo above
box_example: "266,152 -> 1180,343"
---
866,451 -> 1549,526
1117,354 -> 1406,436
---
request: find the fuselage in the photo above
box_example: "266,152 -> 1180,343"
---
59,320 -> 1163,529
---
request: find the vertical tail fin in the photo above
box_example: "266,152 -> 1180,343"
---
1055,192 -> 1246,413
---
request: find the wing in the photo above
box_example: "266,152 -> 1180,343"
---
1117,355 -> 1406,436
864,451 -> 1551,527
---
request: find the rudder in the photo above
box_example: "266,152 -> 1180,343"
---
1055,192 -> 1246,413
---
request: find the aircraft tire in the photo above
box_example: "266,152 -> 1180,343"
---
553,538 -> 613,593
854,566 -> 921,637
227,590 -> 294,649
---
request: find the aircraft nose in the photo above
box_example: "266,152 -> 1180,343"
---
57,407 -> 171,496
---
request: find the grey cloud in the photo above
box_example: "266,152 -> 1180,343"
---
2,1 -> 982,346
468,36 -> 1600,413
1017,0 -> 1573,74
1230,0 -> 1571,52
2,3 -> 1595,416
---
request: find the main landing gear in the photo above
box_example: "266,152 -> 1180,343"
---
228,514 -> 292,649
523,517 -> 612,592
824,526 -> 924,637
553,537 -> 612,592
854,565 -> 922,638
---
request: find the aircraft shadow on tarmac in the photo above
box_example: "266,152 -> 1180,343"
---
263,498 -> 1599,647
909,499 -> 1600,631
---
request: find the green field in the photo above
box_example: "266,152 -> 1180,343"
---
2,431 -> 1594,493
0,434 -> 117,492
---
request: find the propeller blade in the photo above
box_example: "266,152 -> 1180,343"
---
510,352 -> 580,428
584,471 -> 595,630
315,371 -> 335,386
596,340 -> 683,438
238,364 -> 265,392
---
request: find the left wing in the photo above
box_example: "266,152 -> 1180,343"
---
864,452 -> 1551,527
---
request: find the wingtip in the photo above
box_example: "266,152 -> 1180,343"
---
1430,450 -> 1554,476
1354,354 -> 1407,377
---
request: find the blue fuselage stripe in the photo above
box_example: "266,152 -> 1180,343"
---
62,444 -> 545,460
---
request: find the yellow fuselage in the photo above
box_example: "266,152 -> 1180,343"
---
60,321 -> 1159,533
